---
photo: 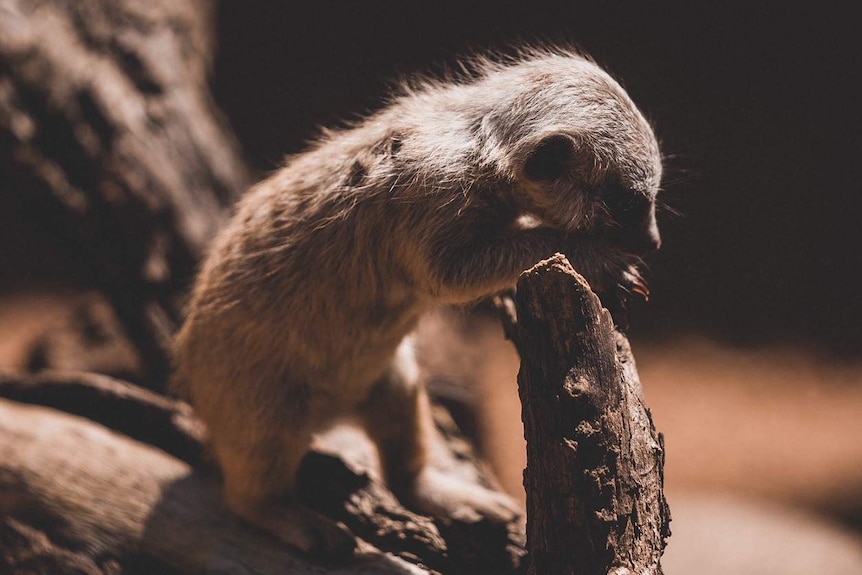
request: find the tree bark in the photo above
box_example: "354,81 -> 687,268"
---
0,372 -> 525,575
0,398 -> 431,575
0,0 -> 250,387
501,254 -> 671,575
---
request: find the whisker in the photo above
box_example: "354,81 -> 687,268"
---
656,199 -> 684,218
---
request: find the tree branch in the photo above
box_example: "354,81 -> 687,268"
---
501,254 -> 671,575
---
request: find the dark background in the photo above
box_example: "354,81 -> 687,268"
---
211,2 -> 860,356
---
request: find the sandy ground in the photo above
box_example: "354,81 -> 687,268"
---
638,339 -> 862,517
661,492 -> 862,575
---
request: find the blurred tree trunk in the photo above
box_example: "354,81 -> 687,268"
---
0,0 -> 250,387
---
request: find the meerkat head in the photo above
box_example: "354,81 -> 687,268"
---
480,51 -> 663,258
519,128 -> 661,258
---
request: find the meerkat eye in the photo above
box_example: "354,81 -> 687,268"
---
523,134 -> 574,182
603,186 -> 651,227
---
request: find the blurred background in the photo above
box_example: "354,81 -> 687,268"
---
2,2 -> 860,573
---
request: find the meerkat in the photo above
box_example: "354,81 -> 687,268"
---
173,48 -> 662,557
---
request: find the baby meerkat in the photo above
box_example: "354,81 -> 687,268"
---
174,48 -> 662,557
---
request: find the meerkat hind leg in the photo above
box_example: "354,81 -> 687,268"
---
360,342 -> 521,524
216,430 -> 357,558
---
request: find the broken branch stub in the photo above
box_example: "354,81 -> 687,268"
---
511,254 -> 670,575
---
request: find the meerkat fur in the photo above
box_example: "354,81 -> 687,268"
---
174,46 -> 662,557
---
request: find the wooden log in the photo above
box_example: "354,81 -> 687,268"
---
502,254 -> 671,575
0,370 -> 206,467
0,398 -> 431,575
0,0 -> 250,386
0,372 -> 525,574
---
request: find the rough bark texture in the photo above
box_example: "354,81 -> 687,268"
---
504,255 -> 671,575
0,372 -> 525,575
0,398 -> 432,575
0,0 -> 250,386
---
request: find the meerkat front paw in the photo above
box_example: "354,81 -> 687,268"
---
597,260 -> 649,331
402,467 -> 522,525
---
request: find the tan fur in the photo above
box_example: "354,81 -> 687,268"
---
174,48 -> 662,556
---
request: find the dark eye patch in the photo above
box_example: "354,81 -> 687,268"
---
524,134 -> 573,182
602,185 -> 651,227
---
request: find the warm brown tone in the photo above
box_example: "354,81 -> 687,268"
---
174,49 -> 662,557
502,256 -> 669,575
0,371 -> 524,574
0,0 -> 673,573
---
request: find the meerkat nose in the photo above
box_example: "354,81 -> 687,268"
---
643,217 -> 662,252
607,208 -> 661,256
645,227 -> 662,253
623,226 -> 661,256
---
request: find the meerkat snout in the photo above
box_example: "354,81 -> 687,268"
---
518,131 -> 661,256
600,185 -> 662,256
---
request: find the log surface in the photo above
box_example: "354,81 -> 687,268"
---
0,398 -> 430,575
0,373 -> 525,574
509,255 -> 671,575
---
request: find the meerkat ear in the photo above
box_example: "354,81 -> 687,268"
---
523,134 -> 575,182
